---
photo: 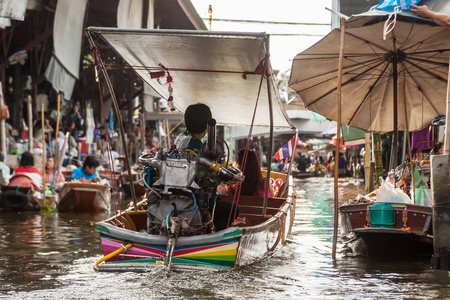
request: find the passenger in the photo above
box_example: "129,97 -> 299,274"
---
9,151 -> 42,191
174,103 -> 238,230
44,156 -> 65,185
309,160 -> 326,173
71,155 -> 101,183
0,153 -> 11,185
228,149 -> 273,197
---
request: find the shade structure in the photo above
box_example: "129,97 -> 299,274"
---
87,28 -> 294,129
288,14 -> 450,133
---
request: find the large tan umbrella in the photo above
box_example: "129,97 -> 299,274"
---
289,14 -> 450,167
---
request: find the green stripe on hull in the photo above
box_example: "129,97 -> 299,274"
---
174,257 -> 236,268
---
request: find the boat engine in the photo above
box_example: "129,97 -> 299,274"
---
139,146 -> 242,237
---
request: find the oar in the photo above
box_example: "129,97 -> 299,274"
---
52,132 -> 69,193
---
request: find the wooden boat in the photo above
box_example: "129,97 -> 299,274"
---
0,185 -> 41,211
120,172 -> 146,198
0,185 -> 59,211
58,182 -> 111,213
98,170 -> 122,190
87,28 -> 297,271
339,202 -> 433,258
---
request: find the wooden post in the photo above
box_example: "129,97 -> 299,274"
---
430,155 -> 450,270
373,133 -> 383,185
332,17 -> 346,261
27,95 -> 33,152
443,54 -> 450,155
54,93 -> 61,162
140,109 -> 145,154
0,82 -> 6,156
41,105 -> 46,197
364,133 -> 372,193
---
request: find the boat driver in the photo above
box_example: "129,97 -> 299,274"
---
174,103 -> 238,230
71,155 -> 101,183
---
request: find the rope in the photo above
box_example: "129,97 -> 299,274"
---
91,44 -> 121,216
227,72 -> 265,226
383,6 -> 400,40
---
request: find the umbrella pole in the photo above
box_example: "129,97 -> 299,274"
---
403,73 -> 415,203
332,17 -> 346,261
392,44 -> 399,169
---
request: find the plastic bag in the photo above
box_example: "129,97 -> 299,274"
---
372,0 -> 420,12
415,186 -> 432,207
375,177 -> 413,204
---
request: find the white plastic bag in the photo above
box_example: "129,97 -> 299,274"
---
376,177 -> 413,204
415,186 -> 432,207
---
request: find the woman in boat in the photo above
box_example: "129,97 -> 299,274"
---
44,156 -> 65,185
228,148 -> 273,197
9,151 -> 42,191
71,155 -> 101,183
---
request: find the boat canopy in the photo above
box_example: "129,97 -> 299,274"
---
87,27 -> 294,129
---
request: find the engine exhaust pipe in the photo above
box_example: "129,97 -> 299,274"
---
203,118 -> 217,159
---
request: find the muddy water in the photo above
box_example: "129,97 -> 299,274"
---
0,177 -> 449,299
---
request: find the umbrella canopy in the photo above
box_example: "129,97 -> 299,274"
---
288,14 -> 450,133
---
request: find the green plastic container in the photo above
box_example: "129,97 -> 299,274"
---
370,203 -> 395,228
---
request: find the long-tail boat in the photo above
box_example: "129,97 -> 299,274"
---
339,201 -> 433,257
86,28 -> 298,271
58,182 -> 111,213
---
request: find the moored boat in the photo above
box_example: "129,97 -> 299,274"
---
58,182 -> 111,213
0,185 -> 41,211
339,201 -> 433,258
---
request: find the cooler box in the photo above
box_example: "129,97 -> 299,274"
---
370,203 -> 395,228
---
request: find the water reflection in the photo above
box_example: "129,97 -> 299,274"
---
0,177 -> 449,299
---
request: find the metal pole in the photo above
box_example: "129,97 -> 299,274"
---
333,17 -> 346,261
262,35 -> 273,217
86,31 -> 138,209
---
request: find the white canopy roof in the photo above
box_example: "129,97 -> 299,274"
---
87,28 -> 294,130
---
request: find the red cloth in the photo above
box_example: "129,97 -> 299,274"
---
15,166 -> 42,175
9,174 -> 41,192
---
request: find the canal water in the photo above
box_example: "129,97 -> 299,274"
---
1,177 -> 449,299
